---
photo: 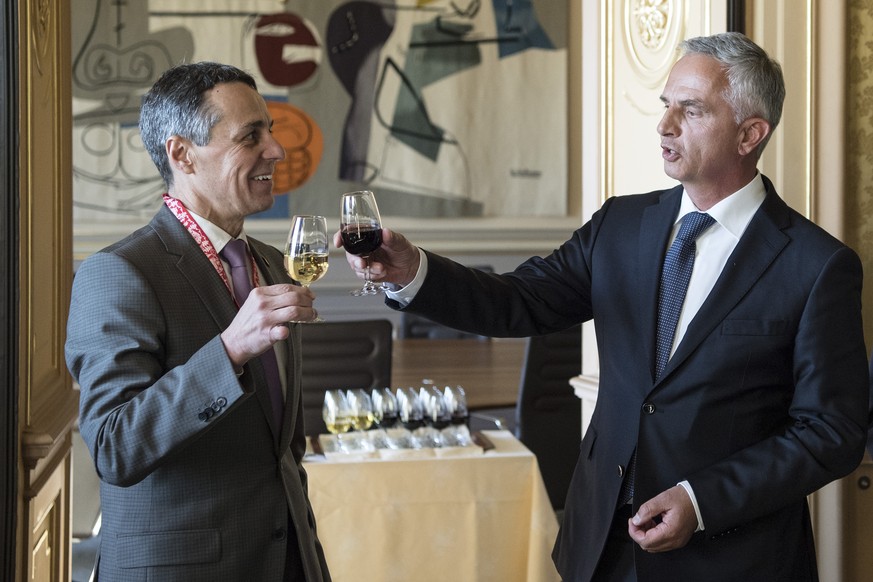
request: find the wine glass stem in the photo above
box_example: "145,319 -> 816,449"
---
361,258 -> 377,294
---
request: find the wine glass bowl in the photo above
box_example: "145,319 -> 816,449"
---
340,190 -> 384,296
347,389 -> 375,430
284,215 -> 329,322
322,389 -> 352,451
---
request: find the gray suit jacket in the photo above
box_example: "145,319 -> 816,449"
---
66,205 -> 331,581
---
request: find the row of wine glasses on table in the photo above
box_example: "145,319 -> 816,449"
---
322,385 -> 474,452
283,190 -> 387,316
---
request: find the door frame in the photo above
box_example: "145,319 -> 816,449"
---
0,0 -> 20,580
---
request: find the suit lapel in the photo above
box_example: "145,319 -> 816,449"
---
152,207 -> 239,328
656,184 -> 791,384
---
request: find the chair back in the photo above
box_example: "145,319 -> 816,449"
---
300,319 -> 393,436
516,325 -> 582,510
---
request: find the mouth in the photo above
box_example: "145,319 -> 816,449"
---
251,173 -> 273,182
661,145 -> 680,162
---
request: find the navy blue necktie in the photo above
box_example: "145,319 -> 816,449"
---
618,211 -> 715,506
654,212 -> 716,379
221,239 -> 285,431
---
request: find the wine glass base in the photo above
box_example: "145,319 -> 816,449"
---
349,283 -> 383,297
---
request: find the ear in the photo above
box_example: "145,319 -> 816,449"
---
166,136 -> 196,175
737,118 -> 771,157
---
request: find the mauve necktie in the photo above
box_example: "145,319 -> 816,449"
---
220,239 -> 285,431
619,211 -> 716,506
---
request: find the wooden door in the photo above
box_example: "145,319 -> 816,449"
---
16,0 -> 77,580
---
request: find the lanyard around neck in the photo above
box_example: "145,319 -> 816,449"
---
162,194 -> 261,305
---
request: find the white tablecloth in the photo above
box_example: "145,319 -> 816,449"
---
304,430 -> 561,582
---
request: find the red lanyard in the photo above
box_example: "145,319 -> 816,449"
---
163,194 -> 260,305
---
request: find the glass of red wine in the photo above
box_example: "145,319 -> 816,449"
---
340,190 -> 385,296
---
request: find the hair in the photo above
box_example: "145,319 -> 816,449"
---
139,62 -> 258,187
680,32 -> 785,157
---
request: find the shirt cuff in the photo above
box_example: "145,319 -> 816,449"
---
678,480 -> 705,532
385,248 -> 428,307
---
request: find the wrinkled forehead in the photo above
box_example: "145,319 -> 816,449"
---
662,54 -> 729,99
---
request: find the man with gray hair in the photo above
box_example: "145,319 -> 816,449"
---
339,32 -> 868,581
67,62 -> 329,581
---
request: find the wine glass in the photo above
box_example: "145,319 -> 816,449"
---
322,389 -> 352,452
347,389 -> 375,450
396,387 -> 425,448
445,385 -> 472,446
284,215 -> 329,322
371,387 -> 399,448
372,387 -> 399,429
340,190 -> 384,296
425,386 -> 452,447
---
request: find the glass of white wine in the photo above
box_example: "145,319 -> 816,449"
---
347,389 -> 375,450
322,389 -> 352,452
284,215 -> 329,322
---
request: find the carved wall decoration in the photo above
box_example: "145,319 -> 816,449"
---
623,0 -> 685,86
30,0 -> 51,76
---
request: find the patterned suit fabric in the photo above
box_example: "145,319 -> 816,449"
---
66,206 -> 331,582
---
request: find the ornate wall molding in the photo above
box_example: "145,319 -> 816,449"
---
623,0 -> 685,86
17,0 -> 75,579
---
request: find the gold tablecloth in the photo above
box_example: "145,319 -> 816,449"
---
304,430 -> 561,582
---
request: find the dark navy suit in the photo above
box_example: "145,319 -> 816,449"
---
391,176 -> 868,582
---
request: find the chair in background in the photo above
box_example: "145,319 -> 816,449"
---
300,318 -> 393,436
398,265 -> 493,340
515,325 -> 582,511
398,312 -> 490,340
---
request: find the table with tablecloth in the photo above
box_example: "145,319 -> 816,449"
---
304,430 -> 561,582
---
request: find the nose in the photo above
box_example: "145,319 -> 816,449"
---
265,132 -> 286,161
657,106 -> 676,137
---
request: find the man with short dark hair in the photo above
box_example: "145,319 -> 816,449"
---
67,62 -> 329,581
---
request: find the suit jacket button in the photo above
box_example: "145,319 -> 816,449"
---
617,465 -> 625,477
272,528 -> 287,541
216,397 -> 228,407
198,411 -> 209,422
642,402 -> 656,414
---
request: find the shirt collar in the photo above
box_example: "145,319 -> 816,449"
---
676,173 -> 766,240
186,209 -> 248,254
